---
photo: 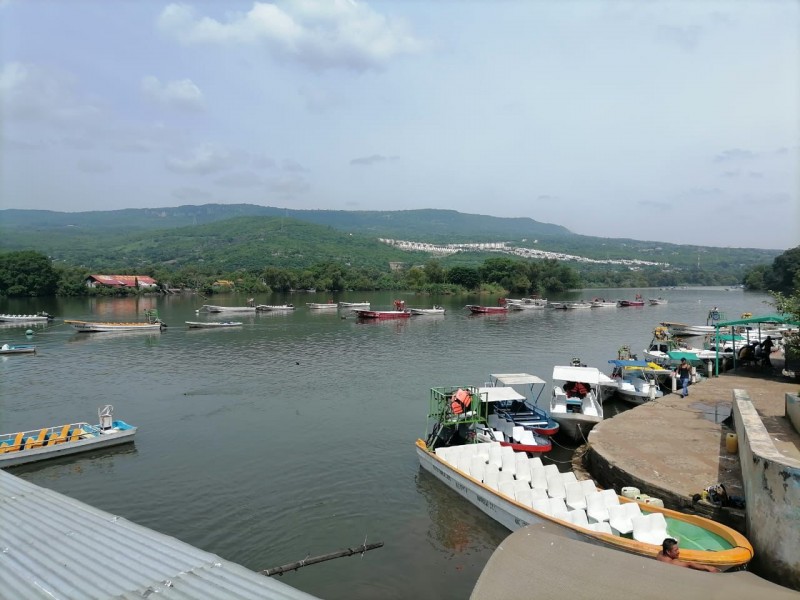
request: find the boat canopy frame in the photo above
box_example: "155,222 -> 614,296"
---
712,313 -> 800,374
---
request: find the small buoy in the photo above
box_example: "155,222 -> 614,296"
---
25,329 -> 34,336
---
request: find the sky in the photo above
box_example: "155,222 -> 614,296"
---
1,1 -> 798,250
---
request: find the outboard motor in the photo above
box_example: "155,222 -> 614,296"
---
99,405 -> 114,431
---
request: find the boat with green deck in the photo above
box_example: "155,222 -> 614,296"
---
416,385 -> 754,571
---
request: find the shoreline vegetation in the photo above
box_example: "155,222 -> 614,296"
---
0,245 -> 795,299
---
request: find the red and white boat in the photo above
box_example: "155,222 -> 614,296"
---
618,294 -> 645,307
355,300 -> 411,320
466,299 -> 508,314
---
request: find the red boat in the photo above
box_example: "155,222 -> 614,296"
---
466,299 -> 509,314
619,294 -> 645,307
356,300 -> 411,319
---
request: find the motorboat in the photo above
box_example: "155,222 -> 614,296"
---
255,304 -> 295,311
661,308 -> 725,337
185,321 -> 243,328
65,309 -> 167,333
356,300 -> 411,319
0,343 -> 36,355
409,306 -> 446,315
549,361 -> 617,442
0,312 -> 54,322
199,304 -> 256,313
306,302 -> 338,310
608,360 -> 669,405
506,298 -> 548,310
487,373 -> 559,436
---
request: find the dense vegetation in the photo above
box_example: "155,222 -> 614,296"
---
0,205 -> 789,296
743,246 -> 800,294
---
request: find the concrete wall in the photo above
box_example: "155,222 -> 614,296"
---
786,392 -> 800,434
733,389 -> 800,589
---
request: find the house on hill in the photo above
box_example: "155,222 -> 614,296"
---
85,274 -> 159,289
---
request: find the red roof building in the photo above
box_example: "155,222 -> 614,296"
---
85,275 -> 158,288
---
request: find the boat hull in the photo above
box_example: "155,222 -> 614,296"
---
0,345 -> 36,355
355,310 -> 411,319
185,321 -> 242,328
255,305 -> 295,311
550,413 -> 601,443
200,305 -> 255,313
1,424 -> 136,467
466,305 -> 508,314
0,314 -> 53,322
68,322 -> 164,332
409,308 -> 446,315
415,439 -> 753,570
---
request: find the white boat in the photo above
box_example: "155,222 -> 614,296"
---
65,309 -> 166,333
0,405 -> 136,468
506,298 -> 548,309
648,297 -> 668,305
0,343 -> 36,355
409,306 -> 446,315
643,327 -> 725,366
306,302 -> 338,310
661,309 -> 725,337
549,362 -> 616,442
339,301 -> 370,309
255,304 -> 295,311
185,321 -> 243,328
589,298 -> 617,308
199,304 -> 256,313
608,360 -> 669,405
415,439 -> 753,571
564,302 -> 592,310
0,312 -> 54,322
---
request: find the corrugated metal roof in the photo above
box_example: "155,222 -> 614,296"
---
0,470 -> 320,599
88,275 -> 158,287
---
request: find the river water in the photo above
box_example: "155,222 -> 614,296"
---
0,287 -> 771,599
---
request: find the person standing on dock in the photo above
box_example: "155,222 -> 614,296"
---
657,538 -> 720,572
760,336 -> 774,367
677,358 -> 691,397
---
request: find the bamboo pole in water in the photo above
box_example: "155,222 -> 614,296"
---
259,542 -> 384,576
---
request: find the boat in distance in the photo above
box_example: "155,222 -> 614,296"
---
306,302 -> 338,310
356,300 -> 411,319
0,343 -> 36,355
415,440 -> 753,571
65,309 -> 166,333
466,304 -> 508,314
409,306 -> 446,315
185,321 -> 243,328
255,304 -> 295,311
199,304 -> 256,313
0,405 -> 136,468
0,312 -> 54,322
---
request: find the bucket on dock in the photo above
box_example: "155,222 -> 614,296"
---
621,486 -> 639,499
644,497 -> 665,508
726,433 -> 738,454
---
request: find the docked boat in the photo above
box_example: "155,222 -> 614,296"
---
472,387 -> 552,453
255,304 -> 295,311
356,300 -> 411,319
409,306 -> 446,315
618,294 -> 645,307
506,298 -> 548,310
643,328 -> 721,367
662,308 -> 725,337
549,361 -> 617,442
648,297 -> 668,305
185,321 -> 243,328
306,302 -> 338,310
416,437 -> 753,570
0,311 -> 54,323
608,359 -> 669,405
339,301 -> 370,309
199,304 -> 256,313
564,301 -> 592,309
0,343 -> 36,355
487,373 -> 559,436
0,405 -> 136,468
590,298 -> 617,308
65,309 -> 167,333
466,299 -> 508,314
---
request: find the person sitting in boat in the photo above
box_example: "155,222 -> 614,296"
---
564,381 -> 588,399
657,538 -> 719,572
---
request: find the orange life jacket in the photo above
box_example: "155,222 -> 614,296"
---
450,389 -> 472,415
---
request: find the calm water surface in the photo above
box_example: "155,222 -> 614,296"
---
0,288 -> 770,598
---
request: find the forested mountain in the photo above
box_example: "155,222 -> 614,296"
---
0,204 -> 781,280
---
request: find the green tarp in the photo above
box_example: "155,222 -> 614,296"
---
714,313 -> 800,328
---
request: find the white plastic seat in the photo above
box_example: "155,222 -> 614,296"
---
513,479 -> 531,496
487,413 -> 501,429
599,488 -> 620,509
529,456 -> 544,469
500,453 -> 516,476
547,497 -> 568,518
560,471 -> 578,485
518,429 -> 537,446
578,478 -> 597,497
608,502 -> 641,536
484,464 -> 500,490
457,452 -> 472,474
546,475 -> 566,499
515,486 -> 533,507
565,481 -> 588,510
551,389 -> 568,414
511,425 -> 525,442
590,521 -> 613,534
491,429 -> 505,442
498,480 -> 516,499
568,509 -> 590,528
531,487 -> 548,501
542,464 -> 559,479
514,455 -> 531,482
632,512 -> 669,545
532,497 -> 550,515
498,469 -> 514,484
585,491 -> 609,523
469,456 -> 487,482
488,445 -> 502,469
530,467 -> 548,492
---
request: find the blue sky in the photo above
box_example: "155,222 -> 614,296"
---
1,1 -> 798,250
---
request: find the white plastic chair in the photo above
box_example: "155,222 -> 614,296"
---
546,475 -> 566,499
569,509 -> 590,529
565,481 -> 588,510
532,497 -> 550,515
585,491 -> 609,523
514,455 -> 531,482
632,512 -> 669,545
530,467 -> 548,492
515,486 -> 533,508
500,452 -> 516,476
608,502 -> 641,536
531,487 -> 549,501
498,480 -> 516,499
599,488 -> 620,509
469,456 -> 487,482
560,471 -> 578,485
590,521 -> 613,534
484,464 -> 500,490
529,456 -> 544,470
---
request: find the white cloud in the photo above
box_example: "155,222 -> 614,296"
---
214,171 -> 264,188
157,1 -> 427,71
350,154 -> 399,166
141,75 -> 205,111
165,143 -> 237,174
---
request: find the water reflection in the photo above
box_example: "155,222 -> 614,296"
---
7,442 -> 138,477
